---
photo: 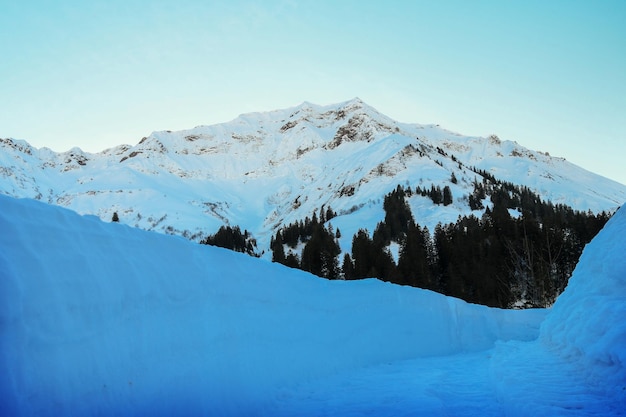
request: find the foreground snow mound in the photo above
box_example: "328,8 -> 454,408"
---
0,195 -> 543,416
269,204 -> 626,416
541,204 -> 626,395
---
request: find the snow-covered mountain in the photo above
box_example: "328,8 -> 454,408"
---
1,98 -> 624,254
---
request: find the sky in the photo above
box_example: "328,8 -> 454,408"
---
1,0 -> 625,185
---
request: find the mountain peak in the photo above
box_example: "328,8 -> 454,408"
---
341,97 -> 364,107
291,98 -> 372,117
334,97 -> 372,113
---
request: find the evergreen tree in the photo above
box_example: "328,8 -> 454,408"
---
284,251 -> 300,269
430,185 -> 443,205
271,232 -> 286,264
443,186 -> 453,206
383,186 -> 414,241
326,206 -> 336,221
342,253 -> 354,280
350,228 -> 397,281
202,225 -> 256,255
351,229 -> 371,279
397,222 -> 432,288
300,223 -> 340,279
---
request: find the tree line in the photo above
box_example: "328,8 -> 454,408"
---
270,207 -> 341,279
201,225 -> 258,256
269,182 -> 610,308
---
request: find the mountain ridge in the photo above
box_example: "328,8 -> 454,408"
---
1,99 -> 624,256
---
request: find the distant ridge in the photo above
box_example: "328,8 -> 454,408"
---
1,99 -> 625,256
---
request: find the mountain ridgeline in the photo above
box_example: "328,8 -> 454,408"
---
264,177 -> 609,308
1,99 -> 623,307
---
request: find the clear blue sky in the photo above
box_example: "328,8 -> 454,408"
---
2,0 -> 625,184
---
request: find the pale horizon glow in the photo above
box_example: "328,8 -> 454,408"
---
1,1 -> 625,185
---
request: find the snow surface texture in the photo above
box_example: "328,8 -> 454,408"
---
0,195 -> 624,416
1,99 -> 625,256
541,201 -> 626,395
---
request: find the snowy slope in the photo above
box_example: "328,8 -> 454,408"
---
275,204 -> 626,417
1,99 -> 625,255
1,194 -> 625,416
540,201 -> 626,389
0,195 -> 542,416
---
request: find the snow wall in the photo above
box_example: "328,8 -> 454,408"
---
1,195 -> 623,416
540,203 -> 626,390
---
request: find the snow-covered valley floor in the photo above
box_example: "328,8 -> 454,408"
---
1,194 -> 624,416
271,342 -> 618,417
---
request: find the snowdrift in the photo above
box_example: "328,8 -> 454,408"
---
0,194 -> 624,415
540,202 -> 626,390
0,195 -> 541,416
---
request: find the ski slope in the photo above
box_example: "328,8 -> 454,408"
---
0,194 -> 624,416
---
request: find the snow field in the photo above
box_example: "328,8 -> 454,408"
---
1,194 -> 624,416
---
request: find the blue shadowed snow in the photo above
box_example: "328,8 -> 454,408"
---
0,195 -> 624,416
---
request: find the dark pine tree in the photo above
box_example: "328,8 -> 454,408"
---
398,222 -> 433,289
351,229 -> 374,279
443,186 -> 453,206
202,225 -> 256,255
271,231 -> 286,264
342,253 -> 355,280
383,185 -> 414,241
300,223 -> 340,279
284,251 -> 300,269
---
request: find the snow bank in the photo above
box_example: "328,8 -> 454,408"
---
540,204 -> 626,395
0,195 -> 544,416
271,204 -> 626,416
